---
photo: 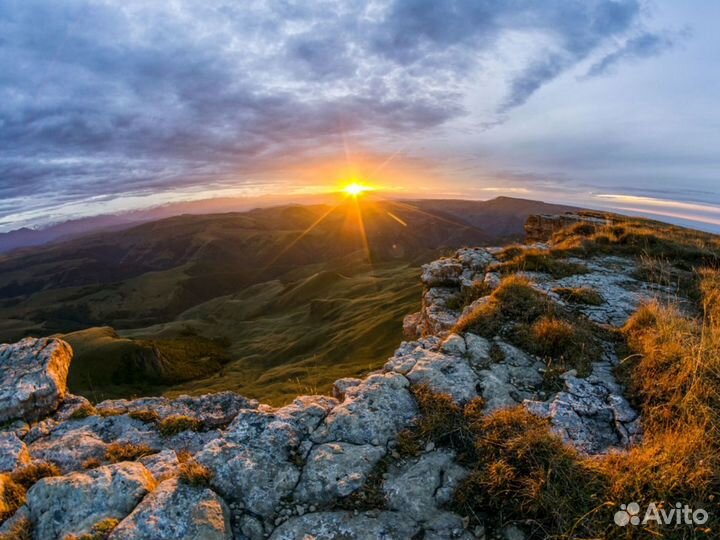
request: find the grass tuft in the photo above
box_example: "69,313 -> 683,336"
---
177,452 -> 212,487
491,248 -> 588,278
68,403 -> 97,420
553,286 -> 603,306
105,442 -> 156,463
157,415 -> 201,437
127,409 -> 160,424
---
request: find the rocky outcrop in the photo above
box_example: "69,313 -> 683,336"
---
0,337 -> 72,422
0,219 -> 683,539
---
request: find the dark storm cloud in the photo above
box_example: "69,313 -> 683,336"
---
0,0 -> 675,227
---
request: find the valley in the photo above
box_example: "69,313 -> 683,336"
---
0,197 -> 576,404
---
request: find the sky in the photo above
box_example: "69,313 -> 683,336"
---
1,0 -> 719,232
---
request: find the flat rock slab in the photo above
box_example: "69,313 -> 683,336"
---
0,337 -> 73,423
109,478 -> 232,540
26,462 -> 155,539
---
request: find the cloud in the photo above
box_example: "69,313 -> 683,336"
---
0,0 -> 669,228
586,29 -> 686,77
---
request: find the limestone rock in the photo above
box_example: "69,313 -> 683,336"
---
312,373 -> 417,446
268,511 -> 420,540
524,362 -> 641,454
109,478 -> 232,540
139,449 -> 181,482
421,259 -> 463,287
464,333 -> 492,369
25,462 -> 155,539
402,311 -> 423,339
96,391 -> 256,428
294,442 -> 385,504
0,432 -> 30,473
406,350 -> 479,404
440,333 -> 466,357
420,287 -> 461,336
384,450 -> 468,521
198,396 -> 336,518
456,247 -> 495,271
0,337 -> 72,423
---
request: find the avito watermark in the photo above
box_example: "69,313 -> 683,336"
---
614,502 -> 709,527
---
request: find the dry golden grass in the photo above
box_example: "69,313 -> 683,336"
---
64,518 -> 119,540
177,451 -> 212,487
127,409 -> 160,424
157,415 -> 201,437
0,462 -> 60,524
553,286 -> 604,306
105,442 -> 156,463
454,275 -> 553,337
491,248 -> 589,278
406,269 -> 720,538
68,403 -> 97,420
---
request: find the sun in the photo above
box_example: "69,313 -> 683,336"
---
343,183 -> 372,197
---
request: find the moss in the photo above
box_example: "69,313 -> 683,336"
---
553,286 -> 603,306
157,415 -> 201,437
98,408 -> 126,418
127,409 -> 160,424
64,518 -> 120,540
105,442 -> 156,463
68,403 -> 97,420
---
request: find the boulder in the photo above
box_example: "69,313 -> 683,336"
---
384,450 -> 468,522
25,462 -> 155,539
421,259 -> 463,287
294,442 -> 385,504
0,337 -> 73,423
406,350 -> 479,404
0,432 -> 30,473
312,373 -> 417,446
198,397 -> 336,518
109,478 -> 232,540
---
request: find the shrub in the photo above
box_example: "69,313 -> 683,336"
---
96,408 -> 125,418
105,442 -> 156,463
157,415 -> 201,437
553,286 -> 603,306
